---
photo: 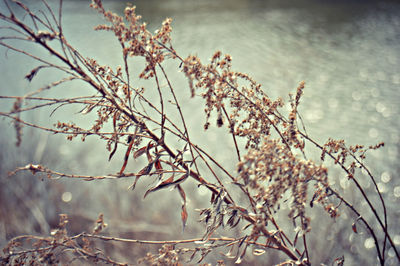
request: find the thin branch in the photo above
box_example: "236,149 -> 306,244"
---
158,64 -> 201,175
300,132 -> 398,262
222,105 -> 241,161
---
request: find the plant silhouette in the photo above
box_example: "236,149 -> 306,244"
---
0,0 -> 398,265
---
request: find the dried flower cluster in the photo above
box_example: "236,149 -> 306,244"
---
238,139 -> 329,223
0,0 -> 398,265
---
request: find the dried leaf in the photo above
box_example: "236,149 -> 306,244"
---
80,101 -> 99,115
210,191 -> 217,204
197,249 -> 211,263
137,162 -> 154,176
235,245 -> 247,264
181,204 -> 188,231
334,256 -> 345,266
188,249 -> 198,263
82,237 -> 92,253
119,139 -> 134,175
93,213 -> 107,235
225,244 -> 236,259
143,175 -> 174,198
200,227 -> 217,243
176,184 -> 186,204
133,146 -> 147,159
177,184 -> 188,232
113,111 -> 118,128
227,210 -> 239,228
155,159 -> 163,172
129,175 -> 140,191
143,174 -> 188,198
293,231 -> 300,246
232,217 -> 241,228
352,222 -> 358,234
238,236 -> 247,248
133,143 -> 155,159
108,134 -> 118,161
25,66 -> 45,82
242,223 -> 252,231
108,112 -> 120,161
252,249 -> 265,256
146,141 -> 153,162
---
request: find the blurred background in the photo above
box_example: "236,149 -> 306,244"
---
0,0 -> 399,265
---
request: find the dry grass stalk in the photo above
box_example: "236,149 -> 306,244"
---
0,0 -> 398,265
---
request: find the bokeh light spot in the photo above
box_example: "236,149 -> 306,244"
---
364,238 -> 375,249
381,172 -> 391,183
62,191 -> 72,203
394,186 -> 400,198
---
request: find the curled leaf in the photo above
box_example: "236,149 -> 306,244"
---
119,139 -> 134,175
145,141 -> 154,162
252,249 -> 265,256
133,143 -> 155,159
177,184 -> 188,232
137,161 -> 154,176
143,174 -> 188,198
143,175 -> 174,198
108,134 -> 118,161
181,205 -> 188,231
25,66 -> 45,82
176,184 -> 186,204
352,222 -> 358,234
133,146 -> 147,159
80,101 -> 100,115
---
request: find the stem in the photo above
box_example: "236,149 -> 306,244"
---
300,132 -> 398,263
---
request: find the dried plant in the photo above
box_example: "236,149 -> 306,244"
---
0,0 -> 398,265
